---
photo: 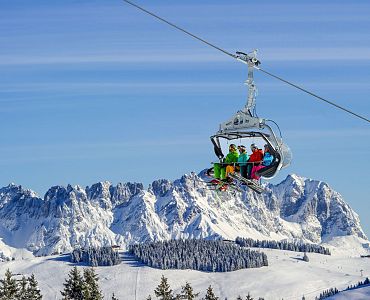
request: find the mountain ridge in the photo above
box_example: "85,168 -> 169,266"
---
0,173 -> 368,257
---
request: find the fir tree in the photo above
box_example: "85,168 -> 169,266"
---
245,293 -> 254,300
146,295 -> 152,300
130,239 -> 268,272
154,275 -> 173,300
17,276 -> 28,300
203,285 -> 218,300
177,282 -> 199,299
235,237 -> 330,255
83,268 -> 103,300
0,269 -> 19,300
61,267 -> 84,300
112,293 -> 119,300
26,274 -> 42,300
71,247 -> 121,266
236,297 -> 243,300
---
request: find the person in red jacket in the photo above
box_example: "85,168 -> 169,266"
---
247,143 -> 264,179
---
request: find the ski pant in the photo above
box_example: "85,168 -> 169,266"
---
240,165 -> 248,179
225,165 -> 235,178
246,164 -> 253,179
251,165 -> 265,180
213,163 -> 226,180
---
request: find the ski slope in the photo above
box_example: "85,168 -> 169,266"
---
0,247 -> 369,300
329,286 -> 370,300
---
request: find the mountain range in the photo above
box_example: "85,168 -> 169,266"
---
0,173 -> 368,257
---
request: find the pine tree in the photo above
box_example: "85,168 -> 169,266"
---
0,269 -> 19,300
204,285 -> 218,300
112,293 -> 119,300
245,293 -> 254,300
17,276 -> 28,300
146,295 -> 152,300
26,274 -> 42,300
154,275 -> 173,300
236,296 -> 243,300
83,268 -> 103,300
61,266 -> 84,300
177,282 -> 199,299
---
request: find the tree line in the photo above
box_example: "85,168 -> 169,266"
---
0,268 -> 269,299
0,269 -> 42,300
129,239 -> 268,272
0,267 -> 120,300
71,246 -> 121,267
235,237 -> 331,255
345,277 -> 370,291
148,275 -> 265,300
315,277 -> 370,300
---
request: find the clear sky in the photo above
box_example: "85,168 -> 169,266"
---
1,0 -> 369,236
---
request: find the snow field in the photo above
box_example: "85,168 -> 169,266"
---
0,248 -> 369,300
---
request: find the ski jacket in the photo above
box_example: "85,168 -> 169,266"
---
237,153 -> 249,166
248,149 -> 264,163
262,152 -> 274,166
224,150 -> 239,164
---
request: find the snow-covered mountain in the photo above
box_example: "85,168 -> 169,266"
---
0,173 -> 368,257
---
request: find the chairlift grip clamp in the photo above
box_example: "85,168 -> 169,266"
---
235,51 -> 261,67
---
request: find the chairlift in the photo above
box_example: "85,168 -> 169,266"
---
123,0 -> 369,193
207,51 -> 292,193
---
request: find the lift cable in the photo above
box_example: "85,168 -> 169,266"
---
255,67 -> 370,123
122,0 -> 236,60
123,0 -> 370,124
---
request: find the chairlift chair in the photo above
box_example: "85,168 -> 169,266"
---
208,51 -> 292,193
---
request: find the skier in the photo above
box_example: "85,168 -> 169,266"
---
251,144 -> 274,180
237,145 -> 249,178
247,144 -> 264,178
213,144 -> 239,180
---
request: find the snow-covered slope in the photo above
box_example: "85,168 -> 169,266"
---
328,285 -> 370,300
0,173 -> 368,256
0,248 -> 369,300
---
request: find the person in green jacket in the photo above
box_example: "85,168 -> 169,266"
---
237,145 -> 249,178
214,144 -> 239,180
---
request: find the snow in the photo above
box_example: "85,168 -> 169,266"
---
0,174 -> 369,299
328,286 -> 370,300
0,174 -> 367,258
0,247 -> 369,300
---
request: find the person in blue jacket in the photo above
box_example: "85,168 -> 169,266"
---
262,144 -> 274,166
251,144 -> 274,180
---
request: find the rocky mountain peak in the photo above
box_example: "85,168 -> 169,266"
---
0,173 -> 367,256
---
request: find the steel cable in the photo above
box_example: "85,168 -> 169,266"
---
123,0 -> 370,124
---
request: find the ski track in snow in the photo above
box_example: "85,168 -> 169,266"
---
0,248 -> 369,300
135,267 -> 140,300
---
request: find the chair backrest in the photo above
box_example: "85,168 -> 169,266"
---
256,151 -> 281,179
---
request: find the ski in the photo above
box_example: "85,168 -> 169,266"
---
228,172 -> 265,194
206,178 -> 241,193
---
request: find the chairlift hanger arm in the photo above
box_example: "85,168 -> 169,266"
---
123,0 -> 370,124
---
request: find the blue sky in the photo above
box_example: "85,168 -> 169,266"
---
1,0 -> 369,235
